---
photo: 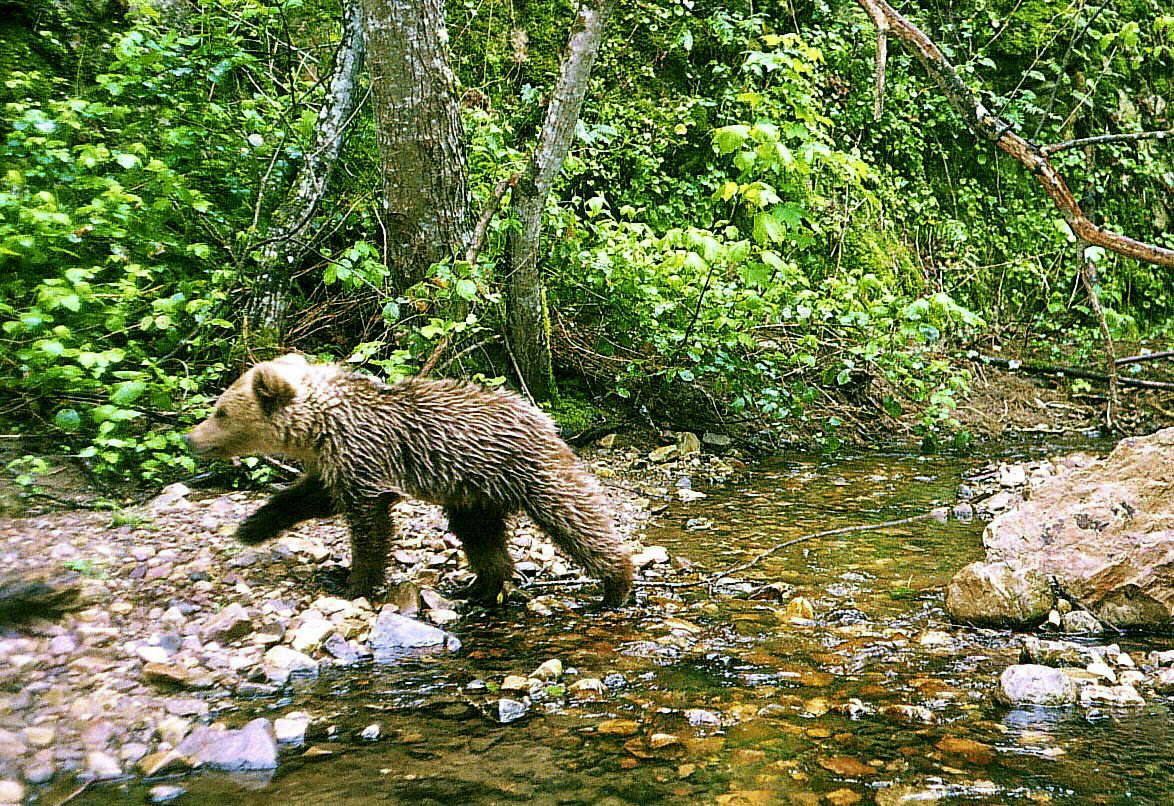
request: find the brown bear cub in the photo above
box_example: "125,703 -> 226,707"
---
186,354 -> 633,607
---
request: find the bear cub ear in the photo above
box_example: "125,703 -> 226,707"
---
252,360 -> 300,414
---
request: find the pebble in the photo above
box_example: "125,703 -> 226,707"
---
360,723 -> 382,741
496,698 -> 529,724
0,781 -> 24,805
531,659 -> 563,681
147,785 -> 187,803
274,713 -> 311,745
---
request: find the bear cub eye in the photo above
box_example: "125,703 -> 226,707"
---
214,407 -> 228,419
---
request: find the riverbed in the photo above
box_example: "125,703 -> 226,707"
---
54,443 -> 1174,804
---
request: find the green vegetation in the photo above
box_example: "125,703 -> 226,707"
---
1,0 -> 1170,488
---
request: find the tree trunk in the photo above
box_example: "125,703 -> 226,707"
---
362,0 -> 471,291
505,0 -> 614,401
245,0 -> 367,345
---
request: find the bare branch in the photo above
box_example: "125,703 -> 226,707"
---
1041,129 -> 1173,156
873,28 -> 888,121
856,0 -> 1174,268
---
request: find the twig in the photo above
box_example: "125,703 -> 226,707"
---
1041,129 -> 1173,157
1077,251 -> 1119,430
873,25 -> 888,120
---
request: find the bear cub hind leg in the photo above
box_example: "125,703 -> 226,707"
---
446,507 -> 513,606
344,491 -> 398,598
237,475 -> 335,545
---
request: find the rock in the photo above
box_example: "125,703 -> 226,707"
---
1080,684 -> 1144,706
1085,660 -> 1117,684
360,723 -> 382,741
146,482 -> 191,513
1153,668 -> 1174,694
677,488 -> 707,502
85,750 -> 122,780
631,546 -> 670,568
137,645 -> 171,664
156,716 -> 192,746
1017,636 -> 1090,667
702,432 -> 732,450
597,719 -> 640,736
263,645 -> 319,682
384,583 -> 421,616
496,698 -> 528,724
998,664 -> 1078,706
501,675 -> 533,694
1061,610 -> 1104,634
369,608 -> 461,661
137,749 -> 191,777
999,463 -> 1027,487
23,726 -> 54,747
143,662 -> 211,689
0,781 -> 24,805
568,678 -> 606,699
648,445 -> 677,463
427,608 -> 460,626
596,434 -> 617,449
783,597 -> 816,622
291,618 -> 335,653
199,603 -> 253,644
1150,649 -> 1174,667
531,659 -> 563,681
274,713 -> 310,745
176,717 -> 278,770
684,708 -> 721,727
945,561 -> 1053,628
979,428 -> 1174,629
147,785 -> 187,803
676,432 -> 701,456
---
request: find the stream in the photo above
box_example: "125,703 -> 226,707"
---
73,443 -> 1174,804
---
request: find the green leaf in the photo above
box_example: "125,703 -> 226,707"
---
54,409 -> 81,431
110,381 -> 146,406
713,125 -> 750,154
753,212 -> 784,245
114,153 -> 140,169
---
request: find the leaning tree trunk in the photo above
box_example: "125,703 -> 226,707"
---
245,0 -> 367,345
505,0 -> 614,401
362,0 -> 471,291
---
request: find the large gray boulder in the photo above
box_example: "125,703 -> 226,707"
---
953,428 -> 1174,630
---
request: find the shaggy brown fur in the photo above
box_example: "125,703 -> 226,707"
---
186,354 -> 633,606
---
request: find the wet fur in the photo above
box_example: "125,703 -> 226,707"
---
187,356 -> 633,606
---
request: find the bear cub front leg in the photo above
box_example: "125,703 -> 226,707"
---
237,475 -> 335,545
343,491 -> 398,598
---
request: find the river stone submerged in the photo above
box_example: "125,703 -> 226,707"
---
998,664 -> 1078,706
953,427 -> 1174,631
369,607 -> 461,661
175,717 -> 278,770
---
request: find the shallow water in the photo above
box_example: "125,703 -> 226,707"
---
76,443 -> 1174,804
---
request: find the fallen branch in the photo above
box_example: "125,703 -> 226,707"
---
525,509 -> 949,593
979,355 -> 1174,391
1116,350 -> 1174,366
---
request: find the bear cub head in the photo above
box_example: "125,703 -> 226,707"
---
186,353 -> 310,460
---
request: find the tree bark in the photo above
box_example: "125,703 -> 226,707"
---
505,0 -> 614,401
856,0 -> 1174,268
245,0 -> 367,344
362,0 -> 472,291
1078,254 -> 1120,429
